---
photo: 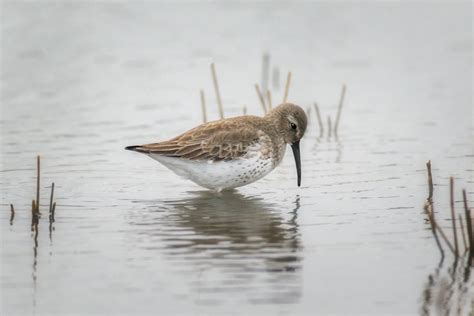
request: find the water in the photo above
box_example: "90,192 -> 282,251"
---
1,2 -> 473,315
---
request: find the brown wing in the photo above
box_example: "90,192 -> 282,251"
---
125,118 -> 262,161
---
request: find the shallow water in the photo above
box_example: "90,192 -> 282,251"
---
1,2 -> 473,315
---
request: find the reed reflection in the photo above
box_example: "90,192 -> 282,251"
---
131,191 -> 302,304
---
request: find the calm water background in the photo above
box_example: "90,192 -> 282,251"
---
1,2 -> 473,315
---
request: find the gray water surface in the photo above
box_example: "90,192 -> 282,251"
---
1,2 -> 473,315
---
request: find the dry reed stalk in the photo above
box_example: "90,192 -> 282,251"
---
313,102 -> 324,137
31,200 -> 36,232
36,155 -> 40,213
426,161 -> 433,202
261,53 -> 270,93
459,214 -> 467,252
450,177 -> 459,257
334,84 -> 346,137
51,202 -> 56,223
255,84 -> 267,114
282,71 -> 292,103
211,63 -> 224,119
266,90 -> 272,110
462,189 -> 473,259
426,203 -> 445,256
424,161 -> 444,257
243,106 -> 247,115
272,66 -> 280,90
200,90 -> 207,123
327,116 -> 332,138
49,183 -> 55,214
428,205 -> 456,255
10,204 -> 14,225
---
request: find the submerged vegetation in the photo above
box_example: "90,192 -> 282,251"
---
421,161 -> 473,315
9,156 -> 58,238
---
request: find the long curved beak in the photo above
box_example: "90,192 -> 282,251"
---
291,141 -> 301,187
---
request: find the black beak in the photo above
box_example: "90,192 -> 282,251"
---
291,141 -> 301,187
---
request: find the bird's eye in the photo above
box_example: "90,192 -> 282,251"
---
290,123 -> 297,130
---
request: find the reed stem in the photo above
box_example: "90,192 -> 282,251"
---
211,63 -> 224,119
450,177 -> 459,257
272,66 -> 280,90
283,71 -> 292,103
426,161 -> 433,202
200,90 -> 207,123
459,214 -> 468,252
261,53 -> 270,94
334,84 -> 346,137
49,182 -> 55,214
266,90 -> 272,110
36,155 -> 40,213
313,102 -> 324,137
462,189 -> 473,260
10,204 -> 14,225
426,203 -> 445,257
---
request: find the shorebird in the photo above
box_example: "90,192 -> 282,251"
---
126,103 -> 307,191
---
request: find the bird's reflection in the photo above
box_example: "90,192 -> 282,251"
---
130,190 -> 302,304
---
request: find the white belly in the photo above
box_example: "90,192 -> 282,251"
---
148,149 -> 283,191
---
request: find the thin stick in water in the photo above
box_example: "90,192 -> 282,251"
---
462,189 -> 473,259
36,155 -> 40,213
51,202 -> 56,223
450,177 -> 459,257
327,116 -> 332,138
459,214 -> 468,252
255,84 -> 267,114
426,203 -> 445,257
261,53 -> 270,93
426,161 -> 433,202
334,84 -> 346,137
31,200 -> 36,232
313,102 -> 324,137
10,204 -> 14,225
49,182 -> 55,214
211,63 -> 224,119
282,71 -> 292,103
266,90 -> 272,110
200,90 -> 207,123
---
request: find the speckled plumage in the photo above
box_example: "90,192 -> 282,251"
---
126,103 -> 307,191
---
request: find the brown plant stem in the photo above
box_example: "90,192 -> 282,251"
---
313,102 -> 324,137
334,84 -> 346,137
200,90 -> 207,123
283,71 -> 292,103
450,177 -> 459,257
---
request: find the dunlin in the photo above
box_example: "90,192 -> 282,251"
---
126,103 -> 307,191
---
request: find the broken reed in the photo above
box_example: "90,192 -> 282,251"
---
200,90 -> 207,123
334,84 -> 346,137
266,90 -> 272,110
261,53 -> 270,94
313,84 -> 347,139
13,156 -> 58,235
210,63 -> 224,119
450,177 -> 459,257
282,71 -> 292,103
313,102 -> 324,137
462,189 -> 473,259
9,204 -> 14,225
424,161 -> 473,263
